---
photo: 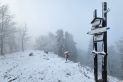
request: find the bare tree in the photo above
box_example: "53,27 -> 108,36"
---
19,24 -> 29,52
0,5 -> 16,55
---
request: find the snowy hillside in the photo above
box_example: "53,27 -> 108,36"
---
0,50 -> 120,82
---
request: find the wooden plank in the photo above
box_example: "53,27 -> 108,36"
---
92,50 -> 106,55
87,27 -> 109,35
94,34 -> 104,41
92,19 -> 101,27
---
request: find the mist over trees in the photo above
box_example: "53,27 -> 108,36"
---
0,2 -> 78,62
77,37 -> 123,80
35,29 -> 78,62
107,45 -> 122,79
0,3 -> 30,55
35,32 -> 57,53
56,29 -> 64,57
64,32 -> 77,61
0,1 -> 123,80
0,5 -> 16,55
19,25 -> 29,52
115,38 -> 123,79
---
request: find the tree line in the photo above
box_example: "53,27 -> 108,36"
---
35,29 -> 78,62
0,2 -> 78,62
0,4 -> 29,55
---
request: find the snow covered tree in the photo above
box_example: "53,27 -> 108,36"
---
108,45 -> 122,78
47,32 -> 57,53
56,29 -> 65,57
64,32 -> 78,61
35,29 -> 78,62
35,35 -> 47,50
86,38 -> 93,67
0,5 -> 16,55
35,32 -> 57,53
19,25 -> 29,52
116,39 -> 123,79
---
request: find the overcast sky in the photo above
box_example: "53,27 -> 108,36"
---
3,0 -> 123,51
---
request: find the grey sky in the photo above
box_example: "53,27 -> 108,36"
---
3,0 -> 123,50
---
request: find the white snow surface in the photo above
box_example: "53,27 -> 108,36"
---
0,50 -> 120,82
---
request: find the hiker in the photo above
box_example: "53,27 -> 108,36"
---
64,51 -> 70,61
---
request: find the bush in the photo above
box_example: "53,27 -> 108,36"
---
29,52 -> 33,56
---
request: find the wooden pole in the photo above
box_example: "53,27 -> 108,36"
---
93,36 -> 98,82
102,2 -> 108,82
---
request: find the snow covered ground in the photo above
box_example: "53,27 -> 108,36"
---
0,50 -> 121,82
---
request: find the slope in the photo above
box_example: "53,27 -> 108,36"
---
0,50 -> 120,82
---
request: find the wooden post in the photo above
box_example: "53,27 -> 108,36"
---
93,36 -> 98,82
88,2 -> 109,82
102,2 -> 108,82
94,9 -> 97,18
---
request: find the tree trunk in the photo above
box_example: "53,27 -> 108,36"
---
1,37 -> 4,55
22,39 -> 24,52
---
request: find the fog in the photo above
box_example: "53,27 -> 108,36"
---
3,0 -> 123,50
3,0 -> 123,51
0,0 -> 123,80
